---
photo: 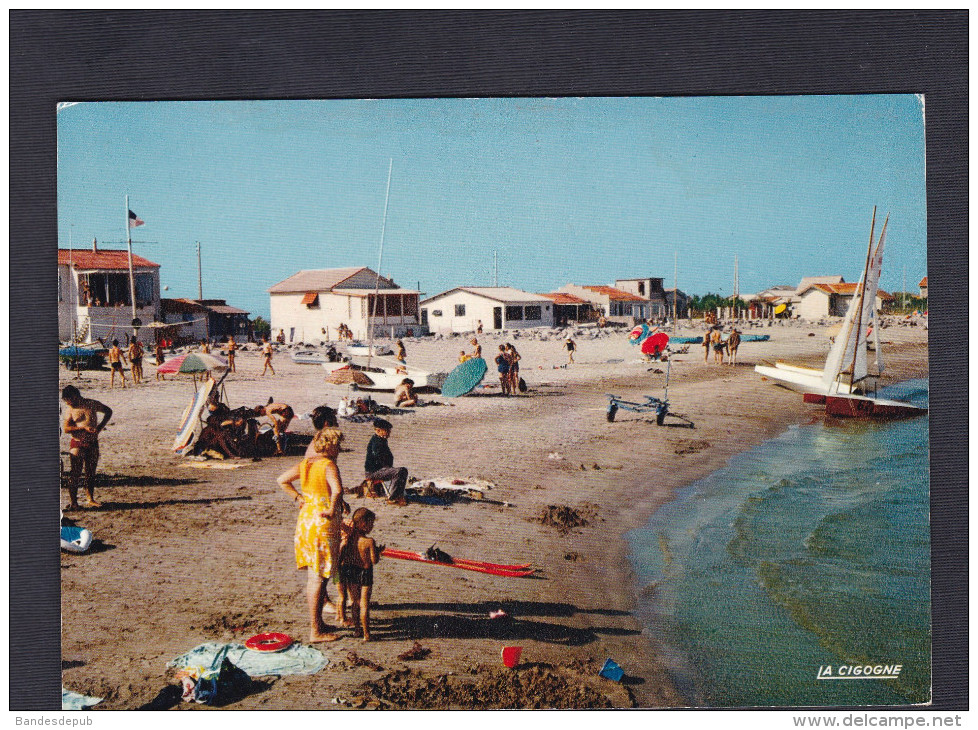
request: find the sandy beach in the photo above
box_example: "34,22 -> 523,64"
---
59,320 -> 928,709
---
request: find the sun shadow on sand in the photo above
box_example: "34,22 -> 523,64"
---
374,600 -> 637,646
98,474 -> 203,488
94,495 -> 253,511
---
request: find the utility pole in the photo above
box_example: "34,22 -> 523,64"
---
733,255 -> 739,320
493,251 -> 498,287
673,250 -> 678,327
197,241 -> 203,300
125,195 -> 138,339
902,264 -> 907,311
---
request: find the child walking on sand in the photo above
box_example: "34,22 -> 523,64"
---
336,508 -> 382,641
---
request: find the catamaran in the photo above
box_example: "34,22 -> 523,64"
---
756,209 -> 925,419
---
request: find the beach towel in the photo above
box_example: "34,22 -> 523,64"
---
62,687 -> 103,710
167,641 -> 328,677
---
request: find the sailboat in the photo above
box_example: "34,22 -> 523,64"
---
756,209 -> 925,419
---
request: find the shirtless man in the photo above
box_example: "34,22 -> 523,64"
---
226,335 -> 237,373
260,338 -> 275,376
711,328 -> 725,365
469,338 -> 482,359
394,378 -> 418,407
107,339 -> 127,388
256,400 -> 295,455
61,385 -> 112,510
127,339 -> 144,384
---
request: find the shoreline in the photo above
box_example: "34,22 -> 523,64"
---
59,323 -> 928,709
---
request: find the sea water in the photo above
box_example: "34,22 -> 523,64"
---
628,380 -> 930,707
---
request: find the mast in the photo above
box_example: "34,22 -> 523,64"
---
197,241 -> 203,299
733,255 -> 739,320
493,251 -> 498,287
846,208 -> 880,389
125,195 -> 138,335
368,158 -> 394,369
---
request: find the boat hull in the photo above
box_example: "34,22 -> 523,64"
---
322,361 -> 442,391
820,394 -> 927,420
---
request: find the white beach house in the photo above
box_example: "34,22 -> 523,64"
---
419,287 -> 555,333
556,283 -> 648,323
614,277 -> 669,319
58,243 -> 161,344
795,279 -> 894,320
268,267 -> 422,343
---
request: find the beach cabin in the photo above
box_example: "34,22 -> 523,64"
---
539,292 -> 597,327
918,276 -> 928,299
162,298 -> 251,344
419,287 -> 555,333
796,280 -> 895,320
664,287 -> 690,319
614,278 -> 669,319
556,284 -> 648,324
269,267 -> 422,343
58,242 -> 161,344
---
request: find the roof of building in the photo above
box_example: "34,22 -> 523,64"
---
268,267 -> 398,294
919,276 -> 928,288
420,287 -> 551,305
58,248 -> 160,270
807,283 -> 894,300
795,275 -> 844,295
538,292 -> 590,305
161,298 -> 249,315
581,285 -> 645,302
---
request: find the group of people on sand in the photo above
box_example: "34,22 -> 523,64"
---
101,335 -> 246,386
276,411 -> 409,643
702,326 -> 742,365
494,342 -> 523,395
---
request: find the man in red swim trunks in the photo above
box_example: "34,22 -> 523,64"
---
61,385 -> 112,510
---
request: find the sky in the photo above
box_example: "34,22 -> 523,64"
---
57,96 -> 927,319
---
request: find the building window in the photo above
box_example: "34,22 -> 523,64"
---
432,310 -> 442,317
524,305 -> 542,320
505,305 -> 523,321
638,282 -> 645,296
454,303 -> 466,316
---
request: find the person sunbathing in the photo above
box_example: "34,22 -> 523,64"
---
393,378 -> 418,407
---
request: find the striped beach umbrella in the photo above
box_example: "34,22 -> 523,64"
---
156,352 -> 228,375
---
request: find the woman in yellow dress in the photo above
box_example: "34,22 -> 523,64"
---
277,427 -> 345,643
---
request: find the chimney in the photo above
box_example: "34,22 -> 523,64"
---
92,237 -> 98,253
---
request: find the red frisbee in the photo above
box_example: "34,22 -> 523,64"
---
245,632 -> 294,652
641,332 -> 669,355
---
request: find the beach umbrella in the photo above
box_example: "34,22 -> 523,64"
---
640,332 -> 670,357
324,366 -> 374,386
156,351 -> 228,375
440,357 -> 488,397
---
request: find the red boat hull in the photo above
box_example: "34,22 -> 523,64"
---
822,395 -> 927,420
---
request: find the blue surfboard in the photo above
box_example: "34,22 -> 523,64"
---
440,357 -> 488,398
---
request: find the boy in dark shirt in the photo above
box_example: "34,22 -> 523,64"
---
364,418 -> 408,505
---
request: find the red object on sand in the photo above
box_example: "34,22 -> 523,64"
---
245,632 -> 294,652
381,548 -> 533,577
502,646 -> 523,668
641,332 -> 669,356
803,393 -> 827,404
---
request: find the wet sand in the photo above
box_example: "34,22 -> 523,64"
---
59,321 -> 928,709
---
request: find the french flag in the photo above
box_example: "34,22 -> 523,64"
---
128,209 -> 145,228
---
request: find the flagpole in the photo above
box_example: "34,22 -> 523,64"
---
125,195 -> 138,338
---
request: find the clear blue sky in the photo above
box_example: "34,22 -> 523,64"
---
57,96 -> 926,319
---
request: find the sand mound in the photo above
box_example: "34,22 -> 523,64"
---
359,662 -> 632,709
535,504 -> 596,532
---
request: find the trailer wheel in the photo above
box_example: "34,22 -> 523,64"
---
606,404 -> 618,422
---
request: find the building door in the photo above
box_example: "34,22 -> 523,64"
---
493,307 -> 502,329
420,309 -> 428,328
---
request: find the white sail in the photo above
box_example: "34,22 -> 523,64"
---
822,218 -> 887,392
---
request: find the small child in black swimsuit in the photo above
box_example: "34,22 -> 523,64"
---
336,508 -> 383,641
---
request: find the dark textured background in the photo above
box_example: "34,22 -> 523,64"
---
10,10 -> 967,711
